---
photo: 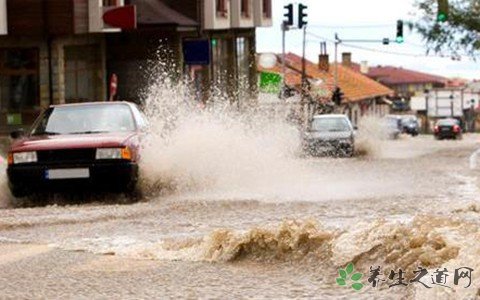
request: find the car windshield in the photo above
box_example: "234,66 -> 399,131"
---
401,116 -> 417,125
311,117 -> 351,132
31,104 -> 136,135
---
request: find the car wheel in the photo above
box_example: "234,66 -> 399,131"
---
123,181 -> 143,204
346,149 -> 355,158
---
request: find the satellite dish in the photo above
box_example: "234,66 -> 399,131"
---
259,53 -> 277,69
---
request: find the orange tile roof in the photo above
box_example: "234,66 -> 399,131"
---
257,59 -> 302,87
285,53 -> 394,102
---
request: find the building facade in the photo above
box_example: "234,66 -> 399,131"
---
0,0 -> 272,132
0,0 -> 123,133
108,0 -> 272,106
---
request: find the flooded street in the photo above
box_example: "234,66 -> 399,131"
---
0,135 -> 480,299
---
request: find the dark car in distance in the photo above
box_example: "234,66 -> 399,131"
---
303,114 -> 355,157
7,102 -> 147,200
434,118 -> 463,140
401,115 -> 419,136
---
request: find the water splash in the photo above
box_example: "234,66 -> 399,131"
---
469,148 -> 480,169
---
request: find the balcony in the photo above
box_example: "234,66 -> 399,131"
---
231,0 -> 254,28
88,0 -> 125,33
204,0 -> 231,30
0,0 -> 6,34
253,0 -> 272,27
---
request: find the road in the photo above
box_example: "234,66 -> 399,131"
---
0,135 -> 480,299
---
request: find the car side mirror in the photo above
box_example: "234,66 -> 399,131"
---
10,129 -> 25,139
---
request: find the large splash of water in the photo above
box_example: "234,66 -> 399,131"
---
138,61 -> 311,199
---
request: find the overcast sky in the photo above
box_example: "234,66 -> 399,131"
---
256,0 -> 479,79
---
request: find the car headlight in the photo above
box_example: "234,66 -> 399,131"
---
10,151 -> 37,164
96,147 -> 132,160
339,138 -> 353,144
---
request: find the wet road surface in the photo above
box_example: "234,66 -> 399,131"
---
1,135 -> 480,299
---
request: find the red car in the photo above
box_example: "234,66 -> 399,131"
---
6,102 -> 146,200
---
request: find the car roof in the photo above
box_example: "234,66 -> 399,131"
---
49,101 -> 137,109
312,114 -> 348,119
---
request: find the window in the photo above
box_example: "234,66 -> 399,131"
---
216,0 -> 228,18
262,0 -> 271,18
241,0 -> 250,18
64,45 -> 101,103
103,0 -> 118,6
0,48 -> 39,110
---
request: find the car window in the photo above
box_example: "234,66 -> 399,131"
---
437,119 -> 458,126
311,117 -> 351,132
31,104 -> 136,135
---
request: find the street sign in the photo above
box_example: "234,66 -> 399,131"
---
259,72 -> 282,94
183,39 -> 210,65
7,113 -> 22,125
103,5 -> 137,30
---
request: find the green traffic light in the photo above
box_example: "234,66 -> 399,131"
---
437,13 -> 448,22
396,36 -> 404,44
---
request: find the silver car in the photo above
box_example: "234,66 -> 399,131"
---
303,114 -> 355,157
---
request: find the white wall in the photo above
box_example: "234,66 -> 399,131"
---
0,0 -> 7,35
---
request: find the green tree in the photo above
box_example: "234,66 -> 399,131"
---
414,0 -> 480,58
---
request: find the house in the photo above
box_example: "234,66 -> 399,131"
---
359,64 -> 446,99
284,53 -> 393,125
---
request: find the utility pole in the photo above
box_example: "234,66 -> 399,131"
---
301,25 -> 308,129
281,21 -> 288,101
301,25 -> 307,102
334,33 -> 340,88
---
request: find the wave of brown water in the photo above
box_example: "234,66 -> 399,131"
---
110,215 -> 477,298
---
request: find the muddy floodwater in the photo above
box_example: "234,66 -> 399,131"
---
0,135 -> 480,299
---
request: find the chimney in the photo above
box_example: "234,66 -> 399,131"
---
318,54 -> 329,72
318,42 -> 329,72
342,52 -> 352,68
360,61 -> 369,74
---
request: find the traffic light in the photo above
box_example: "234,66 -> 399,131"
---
283,4 -> 294,26
396,20 -> 404,44
298,4 -> 308,29
332,87 -> 344,106
437,0 -> 449,22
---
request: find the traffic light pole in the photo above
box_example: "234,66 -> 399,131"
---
334,33 -> 340,88
281,21 -> 288,101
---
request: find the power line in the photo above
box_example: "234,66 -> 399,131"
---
306,31 -> 467,59
307,23 -> 394,29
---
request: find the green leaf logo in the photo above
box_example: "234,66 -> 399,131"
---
335,263 -> 364,292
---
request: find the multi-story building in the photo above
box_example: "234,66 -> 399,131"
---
0,0 -> 272,132
0,0 -> 131,133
